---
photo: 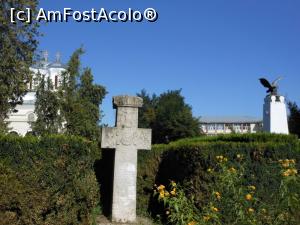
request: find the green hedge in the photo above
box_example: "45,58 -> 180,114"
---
0,135 -> 100,225
137,133 -> 300,217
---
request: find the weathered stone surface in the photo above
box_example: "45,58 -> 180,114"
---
97,215 -> 153,225
101,95 -> 152,223
102,128 -> 151,150
113,95 -> 143,108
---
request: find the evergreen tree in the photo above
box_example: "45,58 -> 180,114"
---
59,49 -> 107,140
68,68 -> 106,140
288,101 -> 300,138
79,68 -> 106,107
0,0 -> 39,132
59,48 -> 83,134
33,48 -> 106,140
32,74 -> 62,135
137,89 -> 200,144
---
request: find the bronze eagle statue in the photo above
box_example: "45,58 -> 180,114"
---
259,77 -> 283,96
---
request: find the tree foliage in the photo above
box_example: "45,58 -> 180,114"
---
31,48 -> 106,140
137,89 -> 158,129
288,101 -> 300,138
32,74 -> 62,135
137,89 -> 200,144
58,48 -> 107,141
0,0 -> 39,132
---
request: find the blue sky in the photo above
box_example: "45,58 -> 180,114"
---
38,0 -> 300,125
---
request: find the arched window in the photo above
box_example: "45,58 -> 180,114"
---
9,131 -> 19,136
55,75 -> 58,89
28,76 -> 32,90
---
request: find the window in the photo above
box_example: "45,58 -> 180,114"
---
9,131 -> 19,136
208,124 -> 215,130
28,113 -> 35,122
33,78 -> 39,89
55,75 -> 58,89
217,124 -> 224,130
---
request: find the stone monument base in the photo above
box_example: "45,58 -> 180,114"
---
263,95 -> 289,134
96,215 -> 153,225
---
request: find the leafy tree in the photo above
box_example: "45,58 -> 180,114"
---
59,48 -> 84,134
137,89 -> 158,128
32,48 -> 106,140
137,89 -> 200,144
32,74 -> 62,135
59,49 -> 107,140
67,68 -> 106,140
0,0 -> 39,132
288,101 -> 300,138
79,68 -> 107,108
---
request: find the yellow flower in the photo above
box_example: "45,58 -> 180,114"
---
248,185 -> 256,191
261,208 -> 267,213
248,208 -> 254,213
159,193 -> 164,199
203,215 -> 211,221
237,154 -> 241,158
215,192 -> 221,200
216,155 -> 224,160
282,168 -> 297,177
282,170 -> 290,177
157,185 -> 165,191
228,167 -> 236,173
216,155 -> 227,163
171,180 -> 177,187
164,191 -> 170,197
290,169 -> 298,175
281,162 -> 290,168
211,206 -> 219,212
245,194 -> 252,201
170,189 -> 176,196
207,168 -> 213,173
289,159 -> 296,164
188,221 -> 197,225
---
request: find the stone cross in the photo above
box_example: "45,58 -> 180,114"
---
101,95 -> 152,223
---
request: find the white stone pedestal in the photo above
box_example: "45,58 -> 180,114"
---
263,95 -> 289,134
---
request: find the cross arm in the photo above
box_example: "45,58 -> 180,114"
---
101,127 -> 152,150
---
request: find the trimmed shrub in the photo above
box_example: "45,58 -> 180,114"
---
0,134 -> 100,225
137,133 -> 300,223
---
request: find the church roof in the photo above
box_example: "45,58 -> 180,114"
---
200,116 -> 262,124
31,51 -> 67,69
31,60 -> 67,69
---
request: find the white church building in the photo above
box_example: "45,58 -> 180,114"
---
6,52 -> 66,136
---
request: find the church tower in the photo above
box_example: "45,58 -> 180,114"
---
6,51 -> 66,136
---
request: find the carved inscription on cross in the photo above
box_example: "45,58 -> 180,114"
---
101,96 -> 152,223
